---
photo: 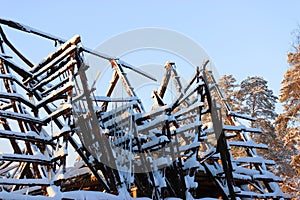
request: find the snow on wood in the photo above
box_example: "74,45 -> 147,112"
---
253,170 -> 282,182
0,163 -> 19,175
153,170 -> 167,187
0,192 -> 51,200
113,134 -> 133,146
62,190 -> 123,200
184,174 -> 198,189
136,104 -> 170,121
243,127 -> 262,133
43,103 -> 72,124
223,125 -> 262,133
0,130 -> 51,143
0,110 -> 45,124
29,35 -> 80,73
224,132 -> 237,138
223,125 -> 244,131
232,172 -> 252,181
137,115 -> 169,133
142,135 -> 169,150
0,92 -> 35,109
234,157 -> 275,165
234,166 -> 260,176
33,59 -> 77,90
93,96 -> 140,102
0,54 -> 32,77
0,21 -> 289,199
228,140 -> 268,149
0,153 -> 51,164
174,101 -> 204,118
41,76 -> 69,97
236,190 -> 289,198
183,157 -> 200,170
100,101 -> 138,120
37,82 -> 74,109
228,111 -> 256,121
0,178 -> 50,186
25,45 -> 77,83
175,121 -> 202,135
60,167 -> 91,181
52,125 -> 71,138
11,186 -> 42,195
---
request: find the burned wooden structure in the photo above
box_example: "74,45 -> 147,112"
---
0,19 -> 290,199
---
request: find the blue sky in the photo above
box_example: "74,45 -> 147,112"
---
1,1 -> 300,111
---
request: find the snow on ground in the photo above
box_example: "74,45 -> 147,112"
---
0,190 -> 219,200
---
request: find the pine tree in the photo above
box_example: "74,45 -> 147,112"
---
218,75 -> 246,157
276,45 -> 300,198
277,48 -> 300,138
218,75 -> 278,157
237,76 -> 278,138
218,75 -> 240,111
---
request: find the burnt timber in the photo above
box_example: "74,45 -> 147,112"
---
0,19 -> 290,199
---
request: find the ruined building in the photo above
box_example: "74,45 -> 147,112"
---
0,19 -> 290,199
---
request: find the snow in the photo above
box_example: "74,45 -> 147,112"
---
183,157 -> 200,170
237,190 -> 289,198
94,96 -> 140,102
137,115 -> 169,133
0,190 -> 127,200
0,22 -> 289,200
175,121 -> 202,134
0,153 -> 51,163
184,175 -> 198,189
174,101 -> 204,118
37,82 -> 74,108
43,103 -> 72,123
234,166 -> 259,176
153,157 -> 171,169
0,54 -> 33,77
234,157 -> 275,165
0,163 -> 19,175
153,170 -> 167,187
28,45 -> 77,82
0,91 -> 34,108
0,191 -> 50,200
232,172 -> 251,181
243,127 -> 262,133
223,125 -> 262,133
0,129 -> 51,142
53,125 -> 71,138
11,186 -> 42,194
223,125 -> 244,131
228,140 -> 268,149
0,178 -> 50,186
174,82 -> 203,106
101,101 -> 138,120
33,59 -> 77,90
54,146 -> 68,158
228,111 -> 256,121
253,170 -> 282,182
0,110 -> 44,124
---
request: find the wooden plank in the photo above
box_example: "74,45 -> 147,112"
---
234,157 -> 275,165
0,110 -> 44,125
228,141 -> 268,149
0,130 -> 52,144
0,153 -> 51,165
0,178 -> 50,186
